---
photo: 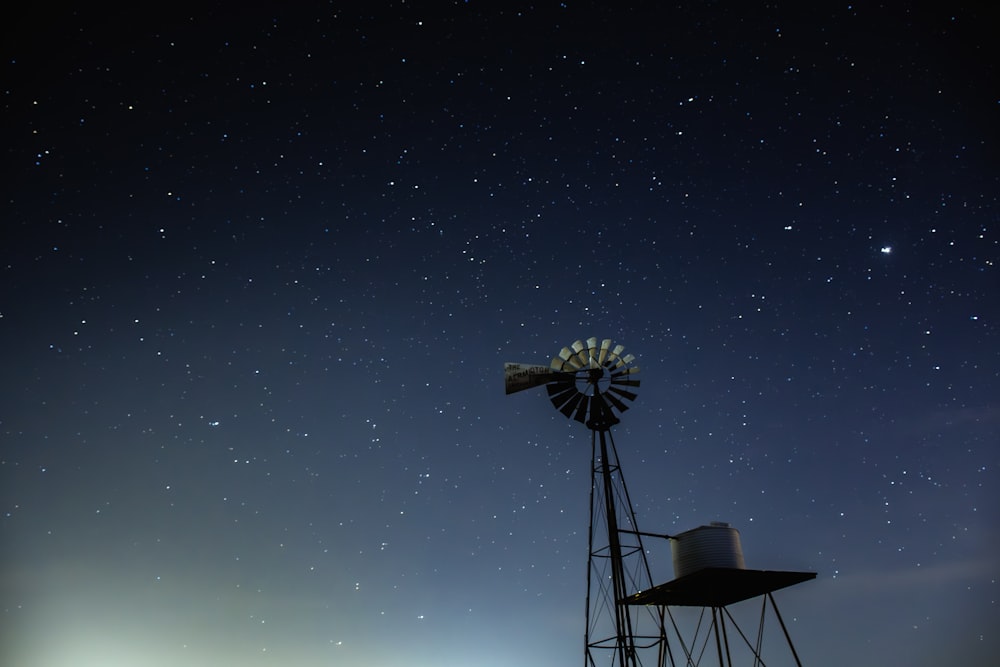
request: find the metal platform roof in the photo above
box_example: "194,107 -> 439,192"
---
623,567 -> 816,608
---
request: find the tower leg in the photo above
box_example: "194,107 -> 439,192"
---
767,593 -> 805,667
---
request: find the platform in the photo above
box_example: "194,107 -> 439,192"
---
623,567 -> 816,607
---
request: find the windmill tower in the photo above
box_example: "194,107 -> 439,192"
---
505,337 -> 815,667
506,337 -> 667,667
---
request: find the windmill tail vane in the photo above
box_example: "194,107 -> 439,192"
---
503,363 -> 573,395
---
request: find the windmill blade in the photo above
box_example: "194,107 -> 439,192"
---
570,339 -> 589,368
608,386 -> 638,402
586,337 -> 599,368
505,363 -> 572,395
547,382 -> 581,416
559,392 -> 587,420
610,353 -> 636,370
598,338 -> 612,365
610,378 -> 641,388
555,393 -> 584,419
610,366 -> 640,377
604,344 -> 626,368
603,390 -> 631,414
547,381 -> 577,403
558,346 -> 582,370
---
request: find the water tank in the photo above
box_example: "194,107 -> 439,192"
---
671,522 -> 746,578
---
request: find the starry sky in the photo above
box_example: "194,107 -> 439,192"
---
1,3 -> 997,666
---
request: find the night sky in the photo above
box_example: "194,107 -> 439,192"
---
2,3 -> 997,666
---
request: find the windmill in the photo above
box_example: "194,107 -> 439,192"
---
506,337 -> 815,667
506,337 -> 667,667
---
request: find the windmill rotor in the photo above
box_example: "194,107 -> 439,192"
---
504,336 -> 640,430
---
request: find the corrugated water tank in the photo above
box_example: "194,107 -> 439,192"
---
671,522 -> 746,579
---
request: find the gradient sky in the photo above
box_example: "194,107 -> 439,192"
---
2,3 -> 997,666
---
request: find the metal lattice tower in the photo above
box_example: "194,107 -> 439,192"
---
506,337 -> 667,667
